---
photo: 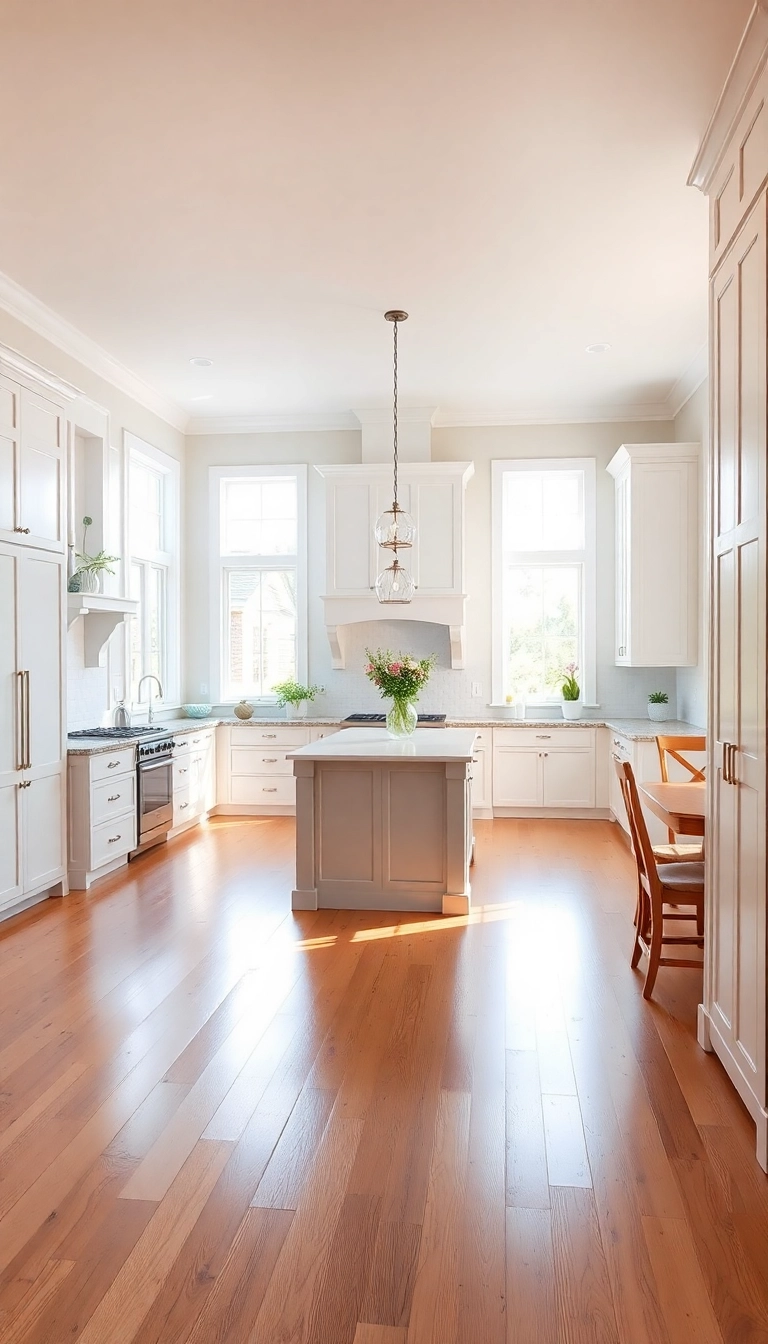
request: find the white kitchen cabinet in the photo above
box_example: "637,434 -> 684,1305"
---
315,463 -> 474,669
0,376 -> 66,553
0,541 -> 67,917
172,729 -> 216,832
470,730 -> 492,812
68,747 -> 136,888
492,728 -> 597,812
607,443 -> 699,667
607,733 -> 670,847
218,724 -> 311,814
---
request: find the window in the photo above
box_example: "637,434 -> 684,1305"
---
492,458 -> 596,704
210,466 -> 307,701
126,435 -> 180,707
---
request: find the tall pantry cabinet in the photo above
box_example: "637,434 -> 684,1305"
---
0,347 -> 73,918
689,9 -> 768,1169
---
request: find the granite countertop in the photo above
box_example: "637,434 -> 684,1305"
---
67,714 -> 704,755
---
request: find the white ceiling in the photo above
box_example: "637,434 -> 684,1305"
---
0,0 -> 752,428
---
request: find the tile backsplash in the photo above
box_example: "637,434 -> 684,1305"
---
67,623 -> 110,730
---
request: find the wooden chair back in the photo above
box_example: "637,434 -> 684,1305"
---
656,735 -> 706,842
614,758 -> 657,897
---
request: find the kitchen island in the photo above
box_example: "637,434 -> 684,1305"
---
287,727 -> 476,914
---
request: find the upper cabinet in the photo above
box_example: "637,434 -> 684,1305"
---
315,462 -> 474,668
0,346 -> 77,554
607,442 -> 699,667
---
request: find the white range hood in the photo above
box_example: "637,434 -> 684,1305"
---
316,411 -> 473,668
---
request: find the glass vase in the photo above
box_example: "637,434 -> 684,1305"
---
386,698 -> 418,738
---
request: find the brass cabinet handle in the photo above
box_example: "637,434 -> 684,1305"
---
263,757 -> 278,763
14,526 -> 30,534
16,672 -> 25,770
17,670 -> 31,769
729,743 -> 738,785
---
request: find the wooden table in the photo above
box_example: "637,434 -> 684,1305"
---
638,780 -> 706,837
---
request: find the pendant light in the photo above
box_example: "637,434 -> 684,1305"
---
375,310 -> 416,604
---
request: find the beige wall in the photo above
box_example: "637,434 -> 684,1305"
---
674,379 -> 708,728
185,418 -> 681,718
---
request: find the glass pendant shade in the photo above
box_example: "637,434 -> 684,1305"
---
375,501 -> 416,550
375,557 -> 416,604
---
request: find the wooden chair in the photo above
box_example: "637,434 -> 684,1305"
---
653,735 -> 706,863
614,758 -> 704,999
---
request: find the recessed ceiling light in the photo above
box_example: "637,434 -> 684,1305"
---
586,343 -> 611,355
189,356 -> 213,367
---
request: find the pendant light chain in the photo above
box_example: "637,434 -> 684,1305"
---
392,316 -> 399,508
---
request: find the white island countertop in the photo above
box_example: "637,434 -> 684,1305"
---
287,726 -> 477,763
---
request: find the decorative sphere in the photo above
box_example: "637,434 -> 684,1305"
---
374,505 -> 416,550
375,560 -> 415,604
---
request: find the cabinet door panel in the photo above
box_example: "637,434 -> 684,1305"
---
0,780 -> 23,910
542,750 -> 595,808
23,768 -> 64,890
332,480 -> 373,592
18,390 -> 65,550
18,552 -> 64,770
0,548 -> 20,778
492,748 -> 540,807
414,481 -> 456,591
0,378 -> 20,538
471,745 -> 488,809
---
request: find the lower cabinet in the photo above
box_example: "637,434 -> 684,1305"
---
492,729 -> 597,810
172,729 -> 216,830
470,731 -> 492,811
68,746 -> 137,889
217,725 -> 338,814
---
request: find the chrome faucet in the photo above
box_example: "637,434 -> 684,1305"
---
137,674 -> 163,724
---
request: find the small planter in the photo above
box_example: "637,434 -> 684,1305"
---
648,701 -> 670,723
78,569 -> 101,594
561,699 -> 582,721
285,702 -> 308,720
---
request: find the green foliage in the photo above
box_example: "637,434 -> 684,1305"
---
272,679 -> 323,706
75,549 -> 119,575
561,662 -> 580,701
648,690 -> 669,704
364,648 -> 435,702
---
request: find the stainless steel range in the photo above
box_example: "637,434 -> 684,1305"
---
69,726 -> 176,856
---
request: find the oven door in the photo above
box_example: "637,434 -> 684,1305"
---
137,756 -> 173,842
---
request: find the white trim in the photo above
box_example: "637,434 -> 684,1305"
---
0,270 -> 187,431
208,464 -> 308,703
491,457 -> 597,708
666,344 -> 708,417
125,433 -> 182,707
0,339 -> 81,402
688,1 -> 768,191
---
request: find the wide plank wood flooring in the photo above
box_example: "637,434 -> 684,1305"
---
1,815 -> 767,1343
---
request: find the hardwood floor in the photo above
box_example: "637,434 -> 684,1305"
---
1,815 -> 767,1343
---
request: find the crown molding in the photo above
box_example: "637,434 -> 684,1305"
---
688,1 -> 768,191
0,340 -> 81,402
0,269 -> 188,432
186,411 -> 360,435
352,405 -> 437,427
665,344 -> 708,418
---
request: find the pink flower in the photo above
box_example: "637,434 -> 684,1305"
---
364,664 -> 373,674
389,662 -> 402,674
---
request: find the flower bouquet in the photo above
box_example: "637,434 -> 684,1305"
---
364,648 -> 436,738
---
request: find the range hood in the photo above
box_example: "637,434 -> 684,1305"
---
316,412 -> 473,669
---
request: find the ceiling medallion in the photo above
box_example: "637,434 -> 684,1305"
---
375,310 -> 416,604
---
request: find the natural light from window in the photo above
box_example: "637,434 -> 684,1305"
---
493,459 -> 595,704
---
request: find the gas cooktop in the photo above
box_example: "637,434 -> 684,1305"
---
68,726 -> 167,739
343,713 -> 446,727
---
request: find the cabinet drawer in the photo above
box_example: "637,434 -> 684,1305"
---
230,726 -> 309,748
90,813 -> 135,867
92,774 -> 136,825
174,731 -> 214,756
493,727 -> 594,749
91,748 -> 135,782
173,788 -> 195,826
231,746 -> 292,775
231,775 -> 296,806
174,758 -> 193,788
472,729 -> 491,747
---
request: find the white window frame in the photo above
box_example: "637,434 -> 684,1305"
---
209,464 -> 308,704
491,457 -> 597,706
125,433 -> 181,711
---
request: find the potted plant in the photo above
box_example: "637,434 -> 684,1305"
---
648,690 -> 670,723
69,516 -> 119,594
364,648 -> 436,738
272,679 -> 324,720
560,663 -> 582,720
